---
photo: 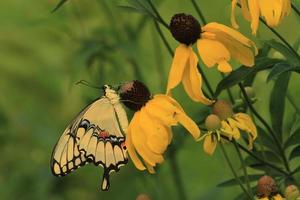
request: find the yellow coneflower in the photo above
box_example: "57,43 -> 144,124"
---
167,14 -> 257,102
231,0 -> 291,35
119,81 -> 200,173
201,100 -> 257,155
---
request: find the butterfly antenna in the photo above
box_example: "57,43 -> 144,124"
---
119,99 -> 141,105
76,80 -> 102,90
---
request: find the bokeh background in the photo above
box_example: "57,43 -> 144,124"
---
0,0 -> 300,199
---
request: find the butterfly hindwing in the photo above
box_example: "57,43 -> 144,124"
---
50,97 -> 128,190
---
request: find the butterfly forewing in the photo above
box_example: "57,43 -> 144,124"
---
51,97 -> 128,191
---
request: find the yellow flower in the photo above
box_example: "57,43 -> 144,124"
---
167,14 -> 257,101
198,22 -> 257,73
202,100 -> 257,155
231,0 -> 291,35
125,94 -> 200,173
257,194 -> 284,200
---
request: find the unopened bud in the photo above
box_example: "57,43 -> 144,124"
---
285,185 -> 300,200
136,194 -> 152,200
205,114 -> 221,131
257,175 -> 278,198
212,100 -> 233,120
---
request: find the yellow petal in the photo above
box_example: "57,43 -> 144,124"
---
231,0 -> 240,29
273,194 -> 284,200
144,161 -> 156,174
214,33 -> 255,67
155,94 -> 184,112
218,61 -> 232,73
248,0 -> 260,35
221,121 -> 234,139
240,0 -> 251,21
130,112 -> 164,166
235,113 -> 257,139
139,108 -> 169,154
145,97 -> 177,126
197,39 -> 230,68
281,0 -> 291,18
203,134 -> 218,155
175,112 -> 201,140
203,23 -> 257,52
182,51 -> 214,104
167,44 -> 190,94
259,0 -> 282,27
227,119 -> 241,139
126,122 -> 146,170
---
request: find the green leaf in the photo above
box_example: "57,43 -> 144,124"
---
217,174 -> 263,187
289,145 -> 300,160
118,0 -> 156,19
267,63 -> 300,82
52,0 -> 68,13
245,151 -> 282,165
257,126 -> 280,154
269,72 -> 291,142
215,57 -> 282,96
284,128 -> 300,149
264,40 -> 300,65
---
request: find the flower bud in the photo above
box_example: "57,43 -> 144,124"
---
136,194 -> 152,200
257,175 -> 278,198
119,80 -> 151,111
212,100 -> 234,120
205,114 -> 221,131
285,185 -> 300,200
170,13 -> 201,45
240,86 -> 255,99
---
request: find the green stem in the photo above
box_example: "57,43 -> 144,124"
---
153,20 -> 174,56
190,0 -> 207,24
239,83 -> 291,173
145,0 -> 169,29
292,3 -> 300,17
233,140 -> 252,197
220,143 -> 253,200
169,148 -> 187,200
287,91 -> 300,115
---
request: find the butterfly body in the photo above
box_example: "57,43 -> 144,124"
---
50,85 -> 128,191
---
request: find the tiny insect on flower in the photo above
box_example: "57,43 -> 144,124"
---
231,0 -> 291,35
119,81 -> 200,173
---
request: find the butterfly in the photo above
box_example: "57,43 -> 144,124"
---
50,84 -> 129,191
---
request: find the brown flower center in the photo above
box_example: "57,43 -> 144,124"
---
170,13 -> 201,45
119,80 -> 151,111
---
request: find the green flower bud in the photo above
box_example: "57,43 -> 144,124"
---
212,100 -> 234,120
205,114 -> 221,131
285,185 -> 300,200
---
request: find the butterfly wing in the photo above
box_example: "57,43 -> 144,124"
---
50,97 -> 128,190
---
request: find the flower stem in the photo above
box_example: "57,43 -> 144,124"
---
169,148 -> 187,200
145,0 -> 169,29
292,3 -> 300,17
233,140 -> 253,197
219,143 -> 253,200
190,0 -> 207,24
239,83 -> 291,173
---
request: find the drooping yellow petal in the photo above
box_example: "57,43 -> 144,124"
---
273,194 -> 284,200
227,118 -> 241,139
167,44 -> 190,94
204,134 -> 218,155
213,32 -> 255,67
126,122 -> 146,170
197,38 -> 231,69
130,112 -> 164,166
182,50 -> 214,104
235,113 -> 257,139
218,61 -> 232,73
145,97 -> 177,126
231,0 -> 240,29
139,108 -> 169,154
281,0 -> 291,18
259,0 -> 283,27
240,0 -> 251,21
174,111 -> 201,140
248,0 -> 260,35
144,161 -> 156,174
221,121 -> 234,139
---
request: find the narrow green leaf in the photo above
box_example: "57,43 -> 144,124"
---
217,174 -> 263,187
269,72 -> 291,142
245,151 -> 282,165
215,57 -> 282,96
257,126 -> 280,154
265,40 -> 300,65
52,0 -> 68,13
267,63 -> 300,82
284,128 -> 300,148
289,145 -> 300,160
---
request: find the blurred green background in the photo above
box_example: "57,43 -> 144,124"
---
0,0 -> 299,199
